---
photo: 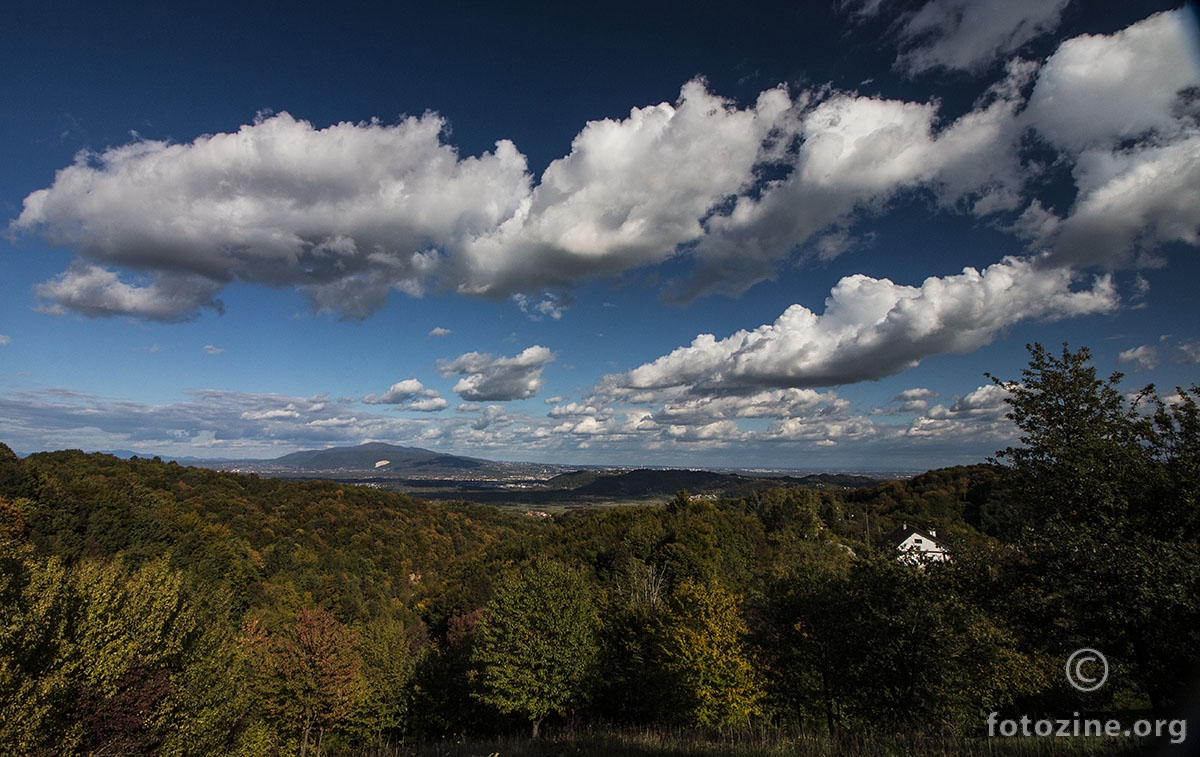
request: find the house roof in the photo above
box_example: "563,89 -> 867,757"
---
885,523 -> 940,547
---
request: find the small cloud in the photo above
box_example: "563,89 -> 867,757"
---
1133,275 -> 1151,300
0,334 -> 10,346
471,405 -> 509,430
895,388 -> 939,402
406,397 -> 449,412
891,0 -> 1071,75
362,378 -> 446,411
428,326 -> 452,337
203,345 -> 225,355
884,387 -> 941,414
1118,345 -> 1159,371
1176,341 -> 1200,365
513,292 -> 571,321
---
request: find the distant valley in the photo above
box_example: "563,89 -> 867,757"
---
161,442 -> 888,509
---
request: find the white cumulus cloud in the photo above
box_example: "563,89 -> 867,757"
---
362,378 -> 447,411
437,345 -> 555,401
679,83 -> 1026,300
15,111 -> 530,320
1024,11 -> 1199,153
1118,345 -> 1160,371
614,257 -> 1117,393
453,81 -> 790,297
893,0 -> 1071,74
11,10 -> 1200,322
1021,10 -> 1200,268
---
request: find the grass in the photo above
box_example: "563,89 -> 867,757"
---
336,724 -> 1160,757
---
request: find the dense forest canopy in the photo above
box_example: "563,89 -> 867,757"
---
1,345 -> 1197,755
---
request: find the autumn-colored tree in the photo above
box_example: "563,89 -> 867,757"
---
242,606 -> 365,756
651,580 -> 764,728
471,561 -> 599,737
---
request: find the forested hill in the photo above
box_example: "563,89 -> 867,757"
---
0,440 -> 1002,753
0,348 -> 1197,756
543,467 -> 881,497
0,445 -> 535,618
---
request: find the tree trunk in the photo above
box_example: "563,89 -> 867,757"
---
822,669 -> 836,736
531,714 -> 544,739
300,715 -> 313,757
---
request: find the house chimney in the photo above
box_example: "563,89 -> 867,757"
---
929,528 -> 937,537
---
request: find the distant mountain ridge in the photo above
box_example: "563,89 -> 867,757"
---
271,442 -> 490,472
78,444 -> 885,494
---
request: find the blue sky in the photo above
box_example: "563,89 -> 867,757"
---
2,0 -> 1199,470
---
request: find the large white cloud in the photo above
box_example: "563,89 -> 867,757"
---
676,82 -> 1027,301
453,80 -> 790,296
437,345 -> 555,401
614,257 -> 1117,393
13,83 -> 789,320
1024,10 -> 1199,152
14,111 -> 531,320
1020,10 -> 1200,268
12,10 -> 1200,321
1052,135 -> 1200,267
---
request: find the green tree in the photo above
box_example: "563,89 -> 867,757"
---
771,554 -> 1042,734
344,614 -> 421,746
471,561 -> 599,737
988,344 -> 1200,713
0,546 -> 239,756
0,537 -> 74,753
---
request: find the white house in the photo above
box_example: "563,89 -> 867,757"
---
886,523 -> 949,565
